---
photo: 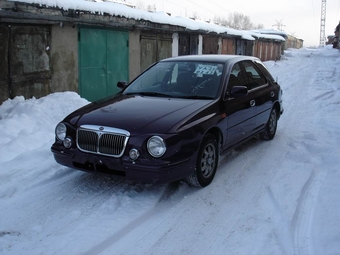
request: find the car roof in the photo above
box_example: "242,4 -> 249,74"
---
160,54 -> 261,64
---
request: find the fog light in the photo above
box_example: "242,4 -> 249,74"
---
129,148 -> 140,161
63,137 -> 72,148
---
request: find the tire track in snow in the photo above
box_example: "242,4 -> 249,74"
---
289,50 -> 338,254
254,50 -> 319,253
260,168 -> 326,255
290,50 -> 338,255
291,168 -> 326,255
0,172 -> 166,255
262,186 -> 294,255
0,173 -> 124,225
225,134 -> 293,254
81,182 -> 188,255
159,137 -> 287,255
82,138 -> 283,255
260,49 -> 331,254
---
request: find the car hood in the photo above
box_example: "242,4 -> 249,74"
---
66,95 -> 213,135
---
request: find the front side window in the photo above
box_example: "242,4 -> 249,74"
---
242,61 -> 267,90
124,61 -> 224,99
227,63 -> 249,90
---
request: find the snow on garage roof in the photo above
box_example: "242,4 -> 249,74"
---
8,0 -> 285,41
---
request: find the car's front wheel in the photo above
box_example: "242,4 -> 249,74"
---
186,134 -> 219,187
260,107 -> 278,140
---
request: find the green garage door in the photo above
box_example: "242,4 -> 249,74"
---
79,27 -> 129,102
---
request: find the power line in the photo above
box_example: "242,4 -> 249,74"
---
217,0 -> 274,25
185,0 -> 224,20
311,0 -> 318,37
198,0 -> 232,16
163,0 -> 213,20
168,0 -> 274,25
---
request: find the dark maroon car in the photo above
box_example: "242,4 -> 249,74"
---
51,55 -> 283,187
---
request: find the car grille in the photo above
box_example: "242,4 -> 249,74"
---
77,125 -> 130,158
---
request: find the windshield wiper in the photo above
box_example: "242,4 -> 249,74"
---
180,95 -> 214,100
126,92 -> 174,97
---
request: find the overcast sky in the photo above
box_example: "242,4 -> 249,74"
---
130,0 -> 340,47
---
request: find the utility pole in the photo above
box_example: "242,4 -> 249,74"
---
272,20 -> 286,31
319,0 -> 326,47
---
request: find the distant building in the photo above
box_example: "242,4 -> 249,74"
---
286,34 -> 304,49
326,35 -> 335,45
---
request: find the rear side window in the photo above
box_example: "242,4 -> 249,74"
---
242,61 -> 267,90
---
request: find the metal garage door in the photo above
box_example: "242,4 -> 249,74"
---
79,27 -> 129,102
0,25 -> 51,103
140,33 -> 172,72
179,34 -> 199,56
203,36 -> 219,54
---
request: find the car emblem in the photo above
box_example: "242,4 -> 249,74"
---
99,127 -> 104,131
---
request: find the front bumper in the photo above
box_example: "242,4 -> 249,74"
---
51,145 -> 194,184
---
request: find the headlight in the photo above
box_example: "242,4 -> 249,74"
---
147,136 -> 166,158
56,123 -> 67,141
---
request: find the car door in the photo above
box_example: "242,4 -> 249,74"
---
242,60 -> 275,133
222,62 -> 256,149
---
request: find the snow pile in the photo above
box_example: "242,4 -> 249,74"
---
0,92 -> 88,163
0,46 -> 339,255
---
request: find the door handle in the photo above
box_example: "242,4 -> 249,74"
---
250,100 -> 255,107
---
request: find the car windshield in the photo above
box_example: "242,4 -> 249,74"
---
124,61 -> 224,99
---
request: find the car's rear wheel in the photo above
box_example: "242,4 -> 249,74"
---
260,107 -> 278,140
186,134 -> 219,187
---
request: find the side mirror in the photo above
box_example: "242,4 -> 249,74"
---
230,86 -> 248,98
117,81 -> 128,90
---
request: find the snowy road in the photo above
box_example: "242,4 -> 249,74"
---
0,46 -> 339,255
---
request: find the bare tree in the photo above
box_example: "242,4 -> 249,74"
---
214,16 -> 228,26
135,1 -> 156,13
135,0 -> 145,10
228,12 -> 252,30
191,11 -> 200,20
254,23 -> 264,30
147,4 -> 156,13
214,12 -> 264,30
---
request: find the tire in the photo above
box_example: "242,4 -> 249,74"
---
186,134 -> 219,187
260,107 -> 278,140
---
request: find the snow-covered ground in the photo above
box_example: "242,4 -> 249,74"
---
0,46 -> 339,255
